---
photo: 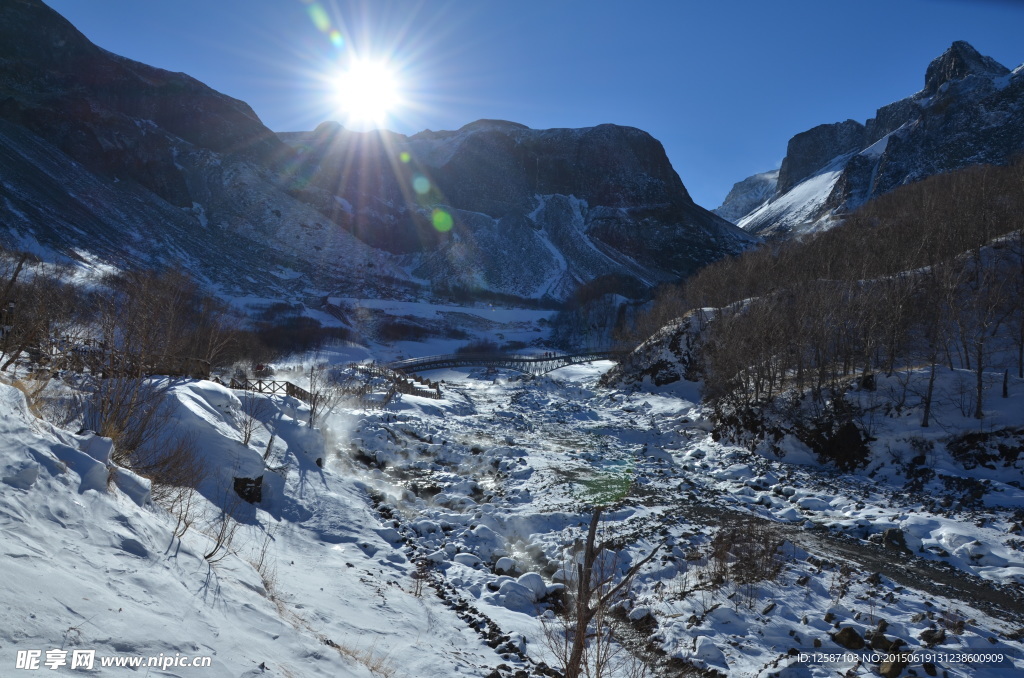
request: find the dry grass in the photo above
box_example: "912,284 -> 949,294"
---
11,375 -> 50,418
320,637 -> 397,678
707,519 -> 787,609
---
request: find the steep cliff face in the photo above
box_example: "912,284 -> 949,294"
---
776,120 -> 865,195
277,119 -> 757,301
731,42 -> 1023,238
923,40 -> 1009,96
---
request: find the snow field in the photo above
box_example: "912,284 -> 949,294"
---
338,362 -> 1024,676
2,352 -> 1023,677
0,379 -> 511,676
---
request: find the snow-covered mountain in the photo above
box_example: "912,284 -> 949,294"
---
712,169 -> 778,223
0,0 -> 753,304
0,0 -> 400,298
728,42 -> 1024,238
281,120 -> 756,301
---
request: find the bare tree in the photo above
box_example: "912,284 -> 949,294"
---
955,247 -> 1013,419
141,431 -> 207,538
204,488 -> 242,563
307,359 -> 342,427
77,375 -> 172,465
554,507 -> 660,678
237,389 -> 269,446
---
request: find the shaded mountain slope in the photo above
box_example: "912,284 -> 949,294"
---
282,120 -> 756,301
0,0 -> 753,304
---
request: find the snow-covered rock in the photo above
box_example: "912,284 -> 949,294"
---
495,580 -> 537,612
516,572 -> 548,601
600,308 -> 712,389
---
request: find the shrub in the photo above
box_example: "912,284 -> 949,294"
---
455,339 -> 500,355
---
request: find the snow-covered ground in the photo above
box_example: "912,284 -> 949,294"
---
737,160 -> 846,236
2,354 -> 1022,676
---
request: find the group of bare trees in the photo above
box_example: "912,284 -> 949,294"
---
0,255 -> 246,469
0,258 -> 242,377
625,160 -> 1024,422
95,268 -> 240,374
0,254 -> 86,372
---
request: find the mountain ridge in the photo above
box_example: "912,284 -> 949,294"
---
718,41 -> 1024,238
0,0 -> 753,306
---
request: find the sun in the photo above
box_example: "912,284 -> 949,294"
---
333,59 -> 403,127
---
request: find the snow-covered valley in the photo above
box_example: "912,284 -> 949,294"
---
2,3 -> 1023,677
3,354 -> 1022,677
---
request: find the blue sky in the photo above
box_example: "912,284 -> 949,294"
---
45,0 -> 1024,209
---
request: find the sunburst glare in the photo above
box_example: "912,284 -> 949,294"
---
332,58 -> 403,128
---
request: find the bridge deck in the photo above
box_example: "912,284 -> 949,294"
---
387,350 -> 626,376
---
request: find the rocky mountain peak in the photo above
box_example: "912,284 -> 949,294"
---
458,119 -> 530,132
0,0 -> 757,305
924,40 -> 1010,95
776,119 -> 865,194
285,118 -> 755,297
729,41 -> 1022,238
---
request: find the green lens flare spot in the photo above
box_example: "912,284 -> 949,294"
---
580,469 -> 632,504
432,209 -> 453,232
413,175 -> 430,194
329,30 -> 344,49
308,4 -> 330,32
399,151 -> 411,163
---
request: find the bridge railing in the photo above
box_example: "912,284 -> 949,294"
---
388,352 -> 504,370
229,378 -> 313,403
388,349 -> 628,373
350,362 -> 442,399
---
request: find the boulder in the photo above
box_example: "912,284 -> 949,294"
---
879,654 -> 909,678
496,580 -> 536,612
494,557 -> 518,575
918,628 -> 946,647
833,626 -> 865,650
233,476 -> 263,504
693,636 -> 727,669
453,552 -> 483,568
516,572 -> 548,602
882,528 -> 910,553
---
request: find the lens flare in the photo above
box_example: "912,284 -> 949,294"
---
399,152 -> 411,163
432,209 -> 453,232
307,4 -> 331,33
334,59 -> 402,126
412,175 -> 430,195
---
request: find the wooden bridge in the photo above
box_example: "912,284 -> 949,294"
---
387,349 -> 628,377
354,362 -> 442,399
228,365 -> 441,411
